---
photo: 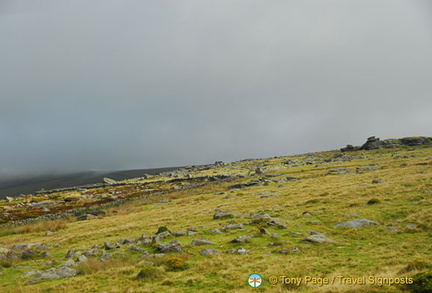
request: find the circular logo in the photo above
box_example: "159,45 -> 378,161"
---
248,273 -> 263,288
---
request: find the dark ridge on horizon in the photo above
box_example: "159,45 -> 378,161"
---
0,166 -> 185,199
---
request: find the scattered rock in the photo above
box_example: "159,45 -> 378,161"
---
6,251 -> 20,261
59,259 -> 76,268
227,180 -> 260,190
12,244 -> 39,251
153,231 -> 171,242
137,235 -> 152,246
301,232 -> 335,243
21,250 -> 36,260
77,255 -> 88,263
357,165 -> 377,172
157,241 -> 183,253
104,241 -> 117,250
40,252 -> 53,258
230,235 -> 252,243
173,231 -> 187,237
189,238 -> 214,246
226,247 -> 248,255
99,253 -> 111,262
130,246 -> 145,253
250,212 -> 287,229
29,267 -> 78,283
221,224 -> 243,231
32,201 -> 56,208
83,249 -> 98,257
260,194 -> 278,199
213,210 -> 236,220
334,219 -> 378,228
260,227 -> 271,235
209,228 -> 222,234
34,244 -> 50,250
199,248 -> 220,256
65,250 -> 78,258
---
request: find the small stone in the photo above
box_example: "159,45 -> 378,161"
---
77,255 -> 88,263
209,228 -> 222,234
213,210 -> 236,220
40,252 -> 53,258
301,232 -> 335,243
21,250 -> 36,260
230,235 -> 252,243
6,251 -> 20,261
65,250 -> 76,258
199,248 -> 220,256
260,228 -> 271,235
222,224 -> 243,231
104,241 -> 116,250
372,178 -> 384,184
190,237 -> 214,246
157,240 -> 183,253
99,253 -> 111,262
260,195 -> 278,199
130,246 -> 144,253
226,247 -> 248,255
334,219 -> 378,228
58,259 -> 76,268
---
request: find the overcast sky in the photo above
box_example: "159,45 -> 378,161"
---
1,0 -> 431,176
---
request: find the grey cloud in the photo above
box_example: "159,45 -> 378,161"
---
1,0 -> 431,176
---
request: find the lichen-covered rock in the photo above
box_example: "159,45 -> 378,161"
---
199,248 -> 220,256
334,219 -> 378,228
230,235 -> 252,243
189,237 -> 214,246
301,232 -> 335,243
157,241 -> 183,253
213,210 -> 236,220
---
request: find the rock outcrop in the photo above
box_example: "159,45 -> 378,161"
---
341,136 -> 432,152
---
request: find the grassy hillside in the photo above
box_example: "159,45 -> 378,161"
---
0,143 -> 431,292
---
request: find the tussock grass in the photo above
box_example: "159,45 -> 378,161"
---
0,218 -> 71,237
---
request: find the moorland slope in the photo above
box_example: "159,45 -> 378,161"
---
0,137 -> 431,293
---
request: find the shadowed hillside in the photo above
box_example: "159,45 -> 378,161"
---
0,167 -> 185,199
